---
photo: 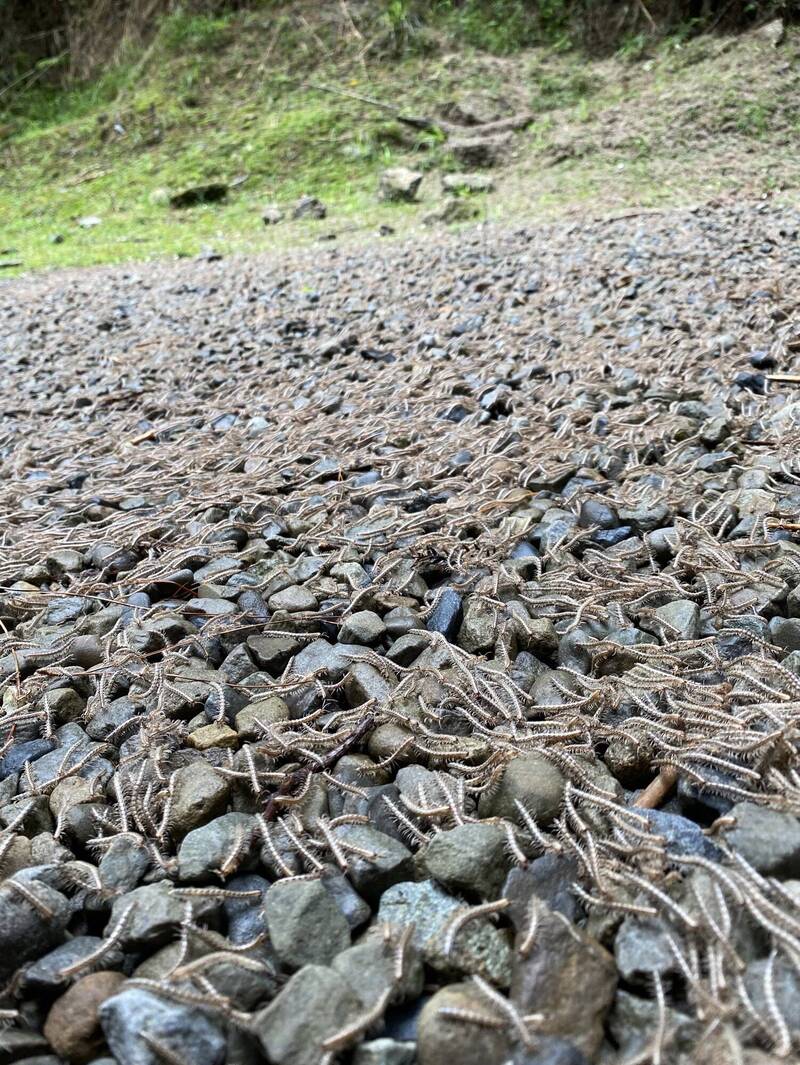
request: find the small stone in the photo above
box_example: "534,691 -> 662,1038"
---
353,1039 -> 416,1065
247,634 -> 302,672
378,880 -> 512,986
187,721 -> 238,750
177,811 -> 257,882
724,802 -> 800,878
457,596 -> 498,654
418,981 -> 512,1065
640,809 -> 721,860
169,761 -> 230,838
265,878 -> 350,969
20,937 -> 124,993
108,881 -> 217,948
262,204 -> 284,225
426,588 -> 463,641
511,900 -> 616,1057
420,821 -> 508,897
253,964 -> 362,1065
292,195 -> 327,220
478,752 -> 565,824
268,584 -> 318,612
332,824 -> 414,903
100,987 -> 226,1065
0,876 -> 71,983
615,916 -> 678,983
44,971 -> 126,1064
643,599 -> 700,640
332,929 -> 423,1008
339,610 -> 386,645
379,168 -> 423,203
235,695 -> 290,739
503,854 -> 580,926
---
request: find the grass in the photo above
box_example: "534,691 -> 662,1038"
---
1,9 -> 799,276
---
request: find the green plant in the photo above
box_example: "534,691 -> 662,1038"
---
158,9 -> 234,53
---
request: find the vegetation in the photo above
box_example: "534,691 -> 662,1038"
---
1,3 -> 798,274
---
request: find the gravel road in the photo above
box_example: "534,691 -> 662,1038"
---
2,202 -> 800,1064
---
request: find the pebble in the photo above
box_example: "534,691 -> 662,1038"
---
100,987 -> 226,1065
264,878 -> 351,968
44,971 -> 126,1063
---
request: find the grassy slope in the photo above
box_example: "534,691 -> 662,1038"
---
1,7 -> 799,275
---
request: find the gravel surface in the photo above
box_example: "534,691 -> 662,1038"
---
2,202 -> 800,1064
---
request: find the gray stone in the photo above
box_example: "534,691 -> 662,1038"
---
108,881 -> 218,948
379,167 -> 423,203
85,696 -> 142,742
353,1040 -> 416,1065
20,935 -> 123,993
247,634 -> 303,672
725,801 -> 800,878
609,990 -> 696,1062
98,834 -> 151,893
457,596 -> 498,654
614,916 -> 678,983
503,855 -> 580,926
770,616 -> 800,652
292,195 -> 327,220
169,761 -> 230,838
332,823 -> 414,903
332,929 -> 423,1008
344,661 -> 394,707
264,878 -> 350,969
744,955 -> 800,1034
426,588 -> 463,641
643,599 -> 700,641
641,808 -> 721,860
378,879 -> 512,986
268,585 -> 318,613
0,876 -> 72,983
177,812 -> 257,882
418,981 -> 512,1065
100,988 -> 226,1065
420,821 -> 508,898
478,753 -> 565,825
320,871 -> 372,930
511,900 -> 616,1057
339,610 -> 386,645
253,964 -> 362,1065
386,632 -> 429,665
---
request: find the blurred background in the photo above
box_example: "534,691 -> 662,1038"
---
1,1 -> 797,273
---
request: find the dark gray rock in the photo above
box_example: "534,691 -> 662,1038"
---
108,881 -> 218,948
176,812 -> 257,882
640,808 -> 721,860
426,589 -> 463,641
503,854 -> 580,926
332,824 -> 414,903
724,801 -> 800,878
252,964 -> 363,1065
420,821 -> 508,898
377,879 -> 512,986
100,987 -> 226,1065
511,900 -> 616,1058
478,753 -> 565,825
264,878 -> 350,969
0,876 -> 72,982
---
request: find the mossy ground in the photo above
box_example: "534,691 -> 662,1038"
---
2,8 -> 799,276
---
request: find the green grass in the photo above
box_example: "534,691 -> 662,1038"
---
2,9 -> 799,276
